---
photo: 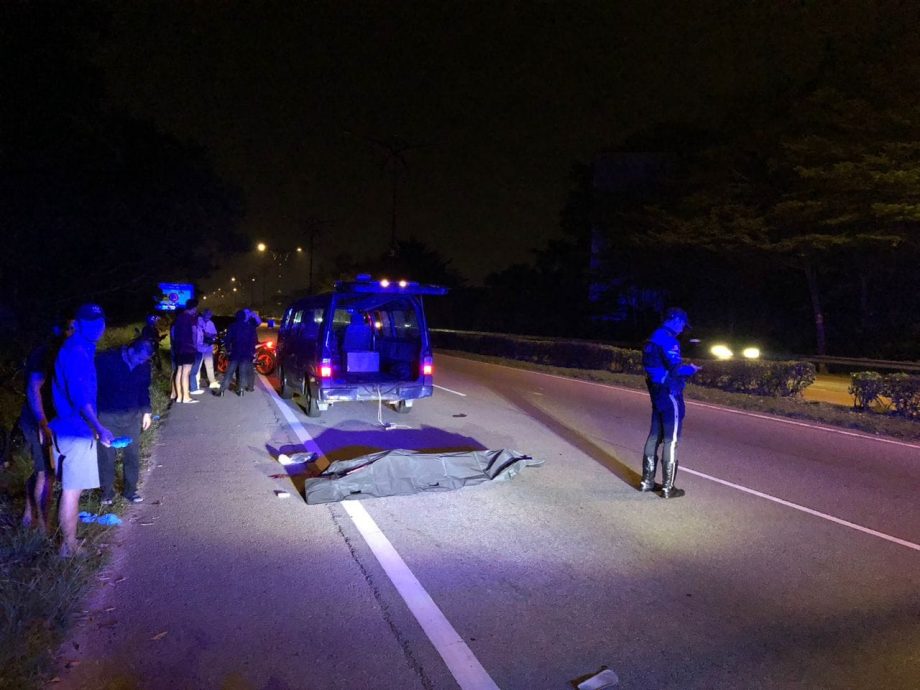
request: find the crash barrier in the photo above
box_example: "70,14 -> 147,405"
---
849,372 -> 920,418
805,355 -> 920,373
430,329 -> 816,398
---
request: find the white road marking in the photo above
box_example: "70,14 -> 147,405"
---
439,355 -> 920,451
434,383 -> 467,397
682,467 -> 920,552
257,375 -> 499,690
342,501 -> 500,690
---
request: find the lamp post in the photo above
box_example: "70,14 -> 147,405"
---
256,241 -> 308,309
343,131 -> 428,254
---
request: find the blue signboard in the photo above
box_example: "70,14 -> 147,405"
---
156,283 -> 195,311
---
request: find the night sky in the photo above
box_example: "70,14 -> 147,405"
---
92,1 -> 848,287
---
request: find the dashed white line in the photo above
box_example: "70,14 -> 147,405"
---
434,383 -> 467,397
682,467 -> 920,552
257,375 -> 499,690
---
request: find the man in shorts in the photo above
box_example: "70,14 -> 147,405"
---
50,304 -> 114,557
19,318 -> 74,532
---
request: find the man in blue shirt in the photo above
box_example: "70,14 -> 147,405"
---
95,338 -> 154,504
51,303 -> 114,557
640,307 -> 701,499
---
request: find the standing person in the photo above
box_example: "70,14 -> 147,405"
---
19,318 -> 74,532
639,307 -> 701,499
244,309 -> 262,391
50,304 -> 114,557
171,299 -> 200,404
95,338 -> 154,504
140,314 -> 166,372
213,309 -> 257,397
195,308 -> 220,390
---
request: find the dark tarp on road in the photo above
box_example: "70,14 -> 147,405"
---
304,449 -> 543,504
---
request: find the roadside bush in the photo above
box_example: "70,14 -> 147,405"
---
848,371 -> 885,410
848,372 -> 920,418
432,329 -> 813,396
883,373 -> 920,419
692,359 -> 816,397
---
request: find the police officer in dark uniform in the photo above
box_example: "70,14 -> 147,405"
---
640,307 -> 701,498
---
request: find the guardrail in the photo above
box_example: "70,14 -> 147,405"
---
431,329 -> 920,373
795,355 -> 920,373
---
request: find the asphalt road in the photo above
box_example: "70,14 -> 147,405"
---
59,353 -> 920,689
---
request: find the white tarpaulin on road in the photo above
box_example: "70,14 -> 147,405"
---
304,449 -> 543,504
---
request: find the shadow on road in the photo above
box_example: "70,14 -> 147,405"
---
492,387 -> 642,490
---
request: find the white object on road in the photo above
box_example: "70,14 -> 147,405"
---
577,668 -> 619,689
277,452 -> 316,465
274,490 -> 290,498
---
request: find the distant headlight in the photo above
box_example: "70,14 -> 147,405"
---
710,344 -> 733,360
742,347 -> 760,359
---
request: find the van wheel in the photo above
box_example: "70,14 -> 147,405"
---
304,387 -> 322,417
393,400 -> 411,414
278,367 -> 294,399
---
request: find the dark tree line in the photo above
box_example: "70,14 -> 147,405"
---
459,1 -> 920,358
0,4 -> 244,333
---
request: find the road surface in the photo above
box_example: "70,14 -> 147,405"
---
58,353 -> 920,689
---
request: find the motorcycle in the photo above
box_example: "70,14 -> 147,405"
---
215,334 -> 277,376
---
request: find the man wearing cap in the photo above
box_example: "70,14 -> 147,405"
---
50,304 -> 115,557
640,307 -> 701,498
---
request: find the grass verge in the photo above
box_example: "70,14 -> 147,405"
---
0,327 -> 172,690
439,350 -> 920,442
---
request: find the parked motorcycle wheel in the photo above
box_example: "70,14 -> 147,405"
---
255,352 -> 276,376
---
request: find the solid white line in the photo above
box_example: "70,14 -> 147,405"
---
342,502 -> 500,690
434,383 -> 467,397
256,375 -> 499,690
437,354 -> 920,451
682,467 -> 920,552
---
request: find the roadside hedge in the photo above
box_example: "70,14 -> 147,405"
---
850,371 -> 920,418
692,359 -> 816,397
432,330 -> 815,398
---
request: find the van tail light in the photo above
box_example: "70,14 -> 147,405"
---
320,359 -> 333,378
422,357 -> 433,377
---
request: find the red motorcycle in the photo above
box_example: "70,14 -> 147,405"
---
216,336 -> 277,376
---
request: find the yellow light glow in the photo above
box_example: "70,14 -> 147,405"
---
742,347 -> 761,359
398,280 -> 407,287
231,276 -> 236,282
710,344 -> 733,360
257,242 -> 267,252
374,321 -> 383,329
296,246 -> 303,252
380,279 -> 390,287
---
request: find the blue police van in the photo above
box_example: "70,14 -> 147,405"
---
276,275 -> 448,417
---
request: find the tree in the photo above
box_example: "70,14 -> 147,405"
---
0,4 -> 245,326
641,85 -> 920,356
